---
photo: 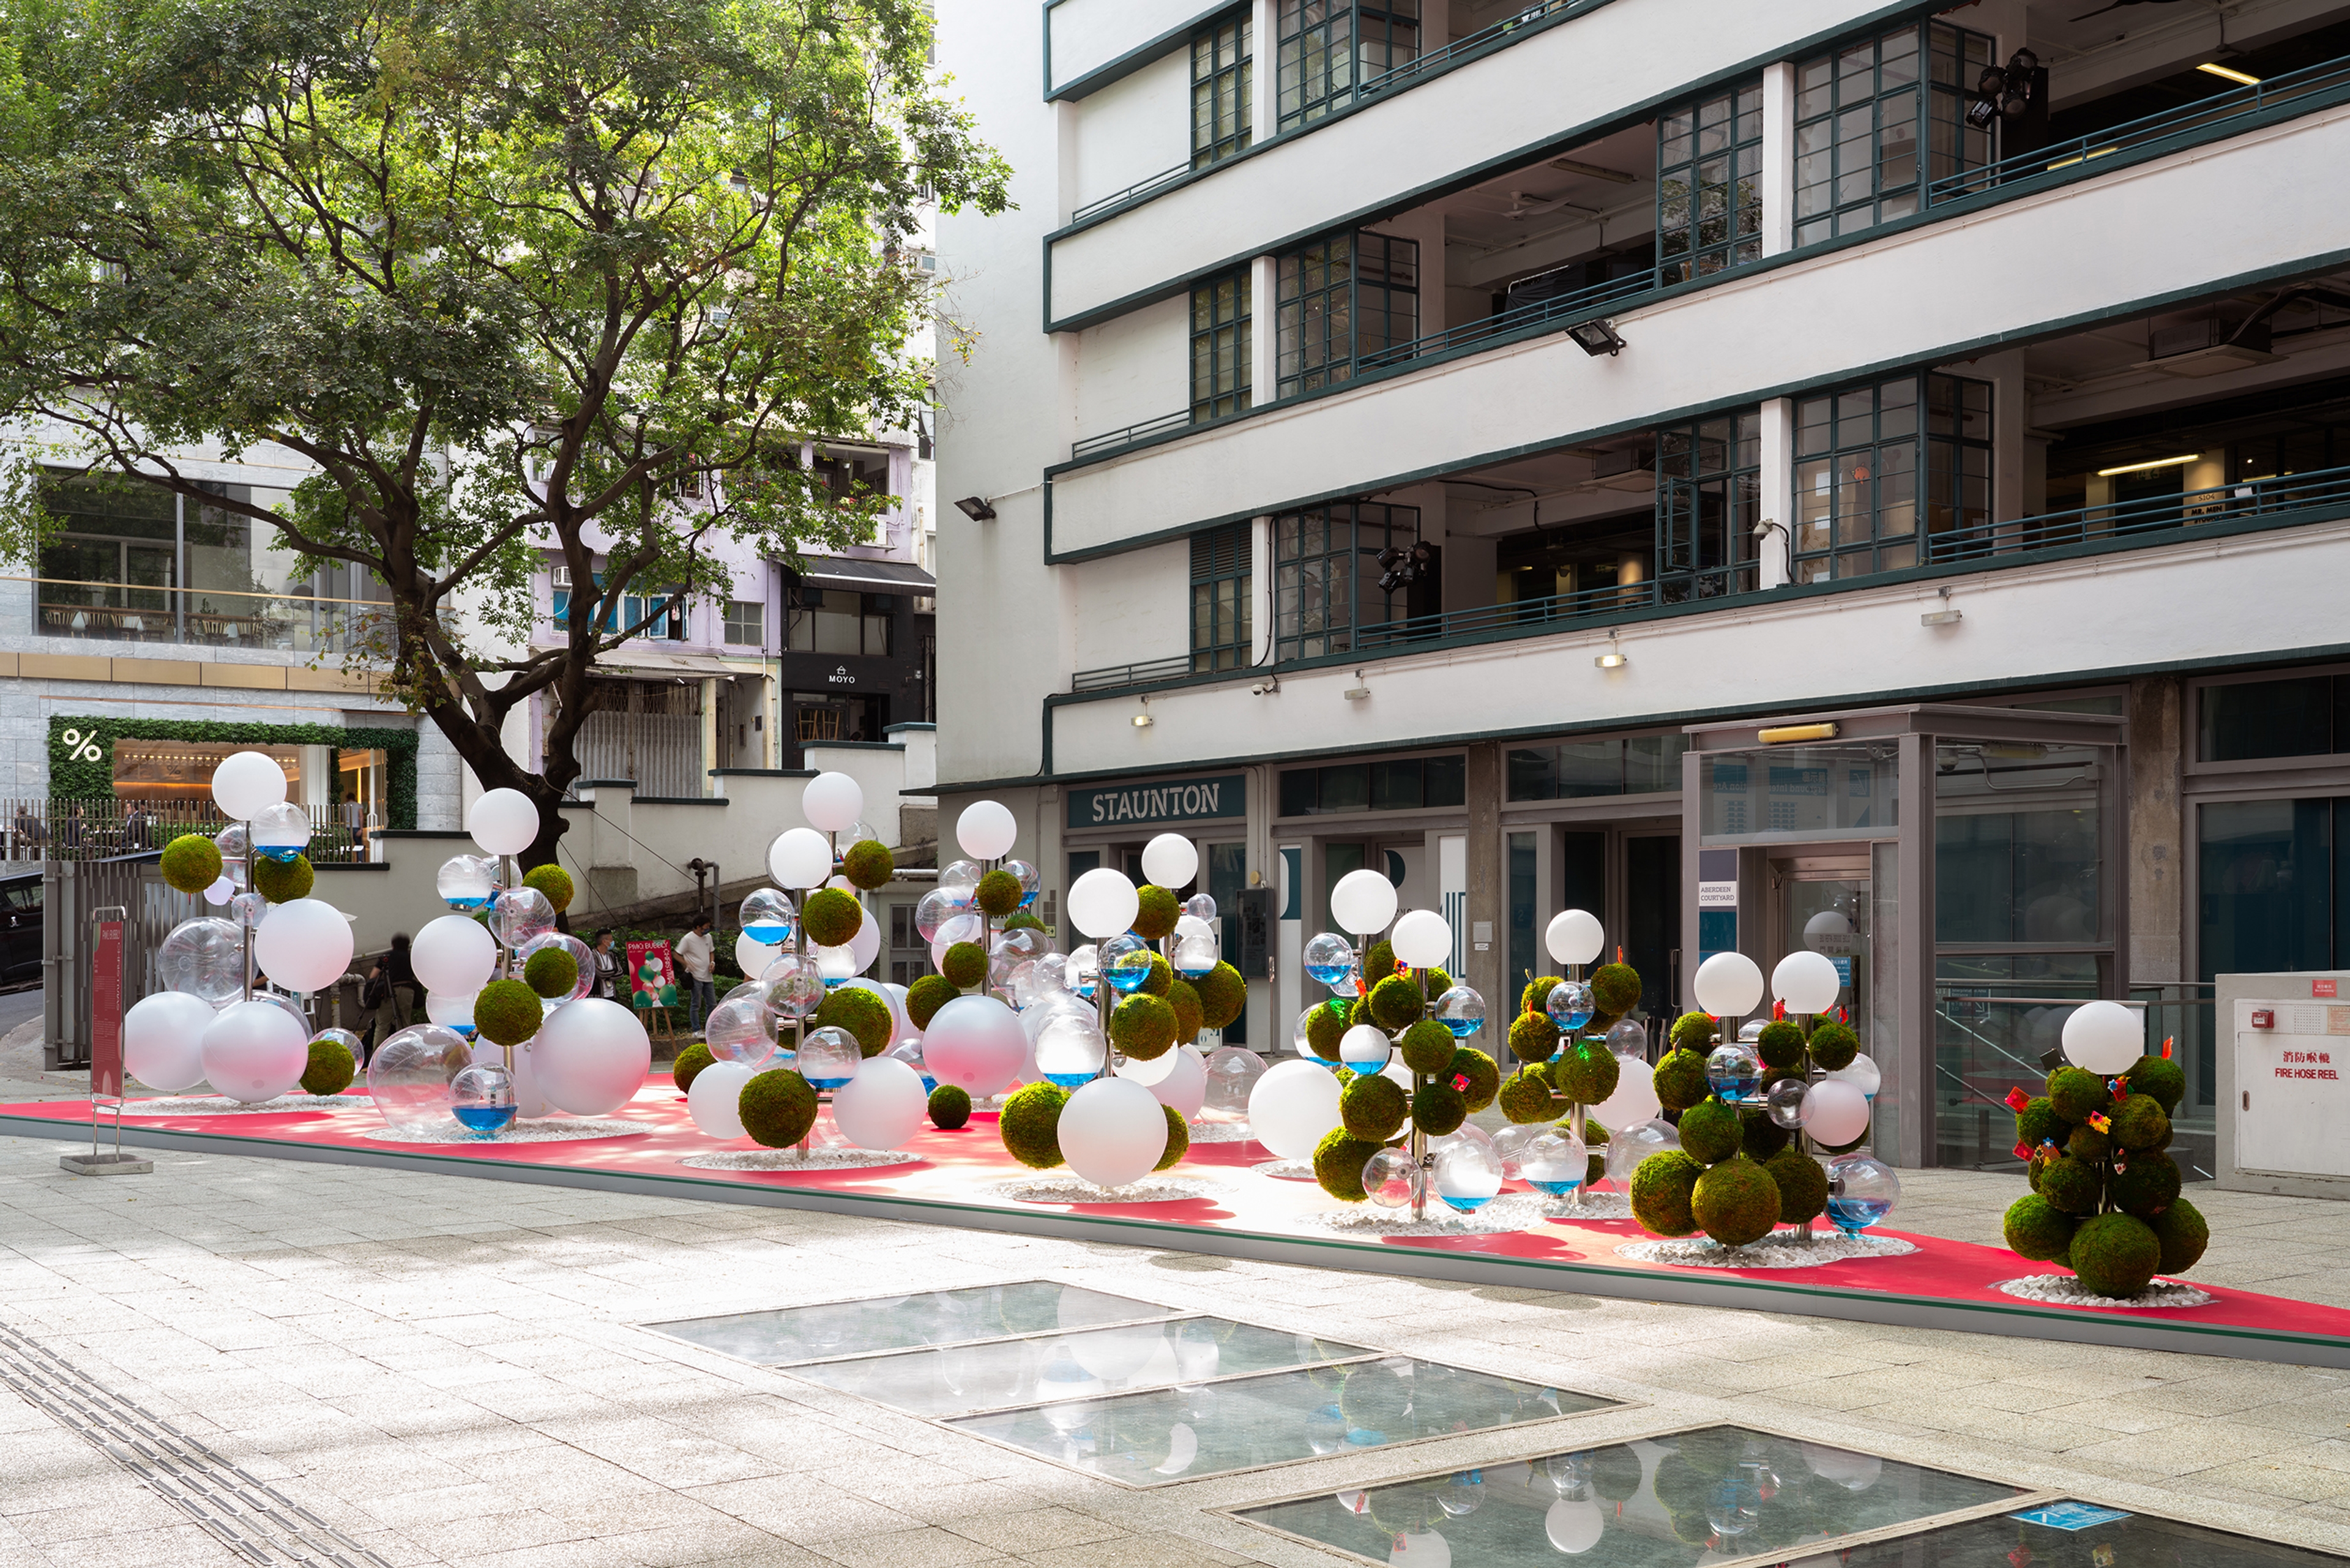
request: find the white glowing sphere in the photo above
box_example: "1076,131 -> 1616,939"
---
1329,868 -> 1398,936
1692,950 -> 1766,1018
766,827 -> 832,890
802,771 -> 865,833
533,997 -> 650,1116
465,787 -> 539,857
733,930 -> 778,979
687,1059 -> 755,1140
1545,1498 -> 1603,1553
1805,909 -> 1854,943
1066,867 -> 1140,939
252,898 -> 353,993
1151,1043 -> 1207,1119
921,995 -> 1028,1098
1140,833 -> 1198,890
1248,1058 -> 1343,1163
1591,1059 -> 1662,1132
412,914 -> 498,996
199,999 -> 310,1103
122,991 -> 215,1091
1799,1077 -> 1871,1146
957,799 -> 1019,861
1545,908 -> 1604,967
210,750 -> 288,821
1059,1077 -> 1168,1189
423,991 -> 475,1031
2062,999 -> 2144,1075
833,1056 -> 929,1151
1772,949 -> 1843,1015
1389,908 -> 1452,971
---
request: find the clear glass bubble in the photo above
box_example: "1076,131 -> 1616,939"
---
844,819 -> 879,848
1173,932 -> 1218,978
435,853 -> 499,910
450,1063 -> 517,1138
739,888 -> 796,944
1825,1155 -> 1899,1234
1492,1123 -> 1543,1178
930,912 -> 983,958
1067,944 -> 1099,999
490,885 -> 556,947
705,996 -> 778,1069
249,801 -> 312,862
1705,1040 -> 1763,1104
1101,933 -> 1153,995
1183,893 -> 1218,921
1738,1018 -> 1768,1042
221,854 -> 248,891
914,886 -> 969,943
1029,952 -> 1070,997
1827,1051 -> 1882,1099
721,979 -> 766,1012
1764,1076 -> 1810,1130
1330,971 -> 1361,999
989,925 -> 1053,990
1036,1012 -> 1107,1088
1004,859 -> 1042,906
887,1038 -> 934,1093
1707,1471 -> 1765,1540
1602,1118 -> 1682,1191
227,890 -> 269,928
308,1027 -> 364,1075
1433,1140 -> 1503,1212
1545,980 -> 1594,1032
1434,985 -> 1486,1039
367,1024 -> 472,1133
1362,1146 -> 1422,1209
759,950 -> 826,1020
1605,1018 -> 1649,1059
938,859 -> 982,895
516,931 -> 594,1004
797,1026 -> 861,1089
159,917 -> 247,1005
1303,931 -> 1354,987
214,823 -> 248,859
1440,1474 -> 1485,1517
1520,1130 -> 1587,1197
1202,1046 -> 1265,1122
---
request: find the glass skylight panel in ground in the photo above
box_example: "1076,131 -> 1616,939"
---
646,1281 -> 1173,1365
945,1355 -> 1610,1486
788,1317 -> 1375,1418
1835,1502 -> 2349,1566
1231,1426 -> 2024,1567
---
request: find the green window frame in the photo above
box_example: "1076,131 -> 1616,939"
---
1190,269 -> 1253,423
1794,372 -> 1993,583
1190,521 -> 1253,673
1278,755 -> 1464,815
1274,501 -> 1417,662
1655,409 -> 1762,604
1192,11 -> 1253,168
1277,0 -> 1419,132
1794,20 -> 1994,248
1657,78 -> 1764,287
1275,229 -> 1417,400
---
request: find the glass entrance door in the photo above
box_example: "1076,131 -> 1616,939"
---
1772,859 -> 1870,1045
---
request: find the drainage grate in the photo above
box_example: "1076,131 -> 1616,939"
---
0,1320 -> 401,1568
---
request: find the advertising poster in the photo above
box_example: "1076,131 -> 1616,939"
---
625,939 -> 679,1012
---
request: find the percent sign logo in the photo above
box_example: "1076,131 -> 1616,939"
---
59,728 -> 103,764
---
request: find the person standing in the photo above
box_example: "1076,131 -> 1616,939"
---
676,916 -> 716,1032
591,930 -> 620,1000
385,931 -> 419,1018
368,935 -> 412,1053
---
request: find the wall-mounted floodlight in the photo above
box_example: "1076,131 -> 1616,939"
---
1568,319 -> 1625,357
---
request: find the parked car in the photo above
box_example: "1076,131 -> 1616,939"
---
0,867 -> 39,985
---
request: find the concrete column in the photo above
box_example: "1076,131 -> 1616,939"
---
2128,677 -> 2184,984
699,676 -> 718,796
1251,514 -> 1275,665
1464,744 -> 1502,1021
1758,396 -> 1795,588
1251,0 -> 1276,143
1975,349 -> 2027,528
1760,61 -> 1797,258
1250,255 -> 1277,405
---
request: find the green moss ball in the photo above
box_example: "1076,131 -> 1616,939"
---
1652,1048 -> 1711,1112
1805,1020 -> 1859,1071
672,1042 -> 714,1092
1753,1019 -> 1807,1070
2037,1154 -> 2103,1215
2108,1093 -> 2169,1151
2002,1193 -> 2077,1262
1764,1148 -> 1829,1223
1413,1083 -> 1467,1137
1366,974 -> 1421,1031
800,887 -> 864,947
841,840 -> 895,892
928,1083 -> 972,1130
1167,978 -> 1204,1042
1422,966 -> 1455,998
1498,1066 -> 1557,1124
1591,1444 -> 1644,1504
940,941 -> 987,988
1139,952 -> 1172,998
1156,1104 -> 1190,1171
1132,883 -> 1181,939
1449,1048 -> 1499,1113
1741,1105 -> 1791,1162
1002,912 -> 1045,932
251,854 -> 314,903
300,1039 -> 356,1097
1195,961 -> 1246,1030
2108,1151 -> 2180,1217
2066,1124 -> 2110,1163
1362,940 -> 1395,987
523,945 -> 579,1000
1314,1128 -> 1384,1203
907,974 -> 960,1029
2125,1054 -> 2187,1115
742,1069 -> 819,1146
1398,1020 -> 1456,1076
1589,962 -> 1641,1015
973,867 -> 1022,917
1508,1010 -> 1561,1064
1303,1002 -> 1349,1062
160,834 -> 225,894
2046,1066 -> 2111,1124
1692,1155 -> 1781,1247
473,979 -> 544,1047
2015,1096 -> 2065,1151
521,863 -> 574,911
1677,1098 -> 1743,1165
2149,1196 -> 2208,1274
1340,1072 -> 1408,1141
2069,1211 -> 2162,1299
1347,996 -> 1371,1028
999,1081 -> 1067,1169
816,986 -> 893,1057
1669,1010 -> 1718,1051
1631,1149 -> 1704,1237
1553,1042 -> 1619,1105
1520,976 -> 1565,1017
1110,993 -> 1178,1061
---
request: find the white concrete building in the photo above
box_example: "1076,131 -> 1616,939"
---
934,0 -> 2350,1171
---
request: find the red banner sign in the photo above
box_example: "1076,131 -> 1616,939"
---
91,919 -> 124,1100
624,939 -> 679,1013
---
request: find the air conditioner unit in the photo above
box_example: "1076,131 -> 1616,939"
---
2139,318 -> 2281,378
1589,447 -> 1657,492
550,564 -> 572,588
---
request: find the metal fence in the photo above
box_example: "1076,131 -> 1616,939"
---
40,854 -> 196,1070
0,799 -> 377,864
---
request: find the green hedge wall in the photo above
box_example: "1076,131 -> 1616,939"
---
49,716 -> 420,829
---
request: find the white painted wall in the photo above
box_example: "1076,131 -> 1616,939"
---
1047,0 -> 1223,97
1067,540 -> 1192,676
1070,52 -> 1193,214
1073,295 -> 1190,442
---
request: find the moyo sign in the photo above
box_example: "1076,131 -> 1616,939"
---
1068,772 -> 1246,829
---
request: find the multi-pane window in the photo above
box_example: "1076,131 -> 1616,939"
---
1654,411 -> 1762,603
1192,12 -> 1253,168
722,599 -> 764,647
1190,521 -> 1253,673
1794,373 -> 1992,583
554,569 -> 681,638
1274,501 -> 1417,662
1275,230 -> 1417,400
1657,80 -> 1764,286
550,570 -> 617,633
1277,1 -> 1419,130
788,588 -> 894,655
1794,21 -> 1993,248
1190,269 -> 1252,424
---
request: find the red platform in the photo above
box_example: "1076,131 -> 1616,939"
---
8,1081 -> 2343,1368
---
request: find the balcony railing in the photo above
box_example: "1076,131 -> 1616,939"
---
1930,465 -> 2350,563
1071,654 -> 1195,693
22,578 -> 392,654
1928,49 -> 2350,204
1355,271 -> 1656,374
1070,409 -> 1198,461
1,797 -> 379,863
1070,162 -> 1192,225
1357,0 -> 1600,97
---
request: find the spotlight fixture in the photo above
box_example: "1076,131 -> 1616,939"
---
2197,61 -> 2262,86
1132,706 -> 1154,729
2096,453 -> 2201,477
1966,48 -> 2043,130
1594,630 -> 1628,670
1567,318 -> 1625,357
1343,671 -> 1370,701
953,495 -> 996,521
1921,588 -> 1963,627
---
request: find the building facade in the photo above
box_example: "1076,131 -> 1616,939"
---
934,0 -> 2350,1172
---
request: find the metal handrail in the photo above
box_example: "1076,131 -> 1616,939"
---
1071,408 -> 1195,461
1355,271 -> 1655,373
9,574 -> 389,608
1070,161 -> 1192,224
1357,0 -> 1597,96
1927,50 -> 2350,204
1930,465 -> 2350,563
1070,654 -> 1195,692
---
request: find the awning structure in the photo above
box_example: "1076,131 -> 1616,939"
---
556,647 -> 765,679
794,557 -> 936,593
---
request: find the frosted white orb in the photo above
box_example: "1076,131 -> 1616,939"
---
802,771 -> 866,833
1799,1077 -> 1871,1146
767,827 -> 833,889
252,898 -> 354,993
1390,908 -> 1452,971
475,1036 -> 548,1118
1067,867 -> 1140,940
2062,999 -> 2143,1074
123,991 -> 215,1091
1329,868 -> 1398,936
1248,1058 -> 1343,1162
1115,1042 -> 1176,1086
534,997 -> 650,1116
210,750 -> 288,821
1772,949 -> 1843,1015
922,995 -> 1028,1098
200,999 -> 310,1103
687,1059 -> 755,1140
1545,1498 -> 1603,1554
367,1025 -> 472,1132
423,991 -> 475,1032
734,930 -> 778,979
1546,908 -> 1604,967
1392,1533 -> 1452,1568
412,915 -> 497,996
1591,1059 -> 1663,1131
1059,1077 -> 1168,1189
846,906 -> 882,975
833,1056 -> 928,1151
1805,909 -> 1854,943
1152,1043 -> 1207,1119
957,799 -> 1018,861
1140,833 -> 1198,890
467,787 -> 540,857
1692,950 -> 1766,1018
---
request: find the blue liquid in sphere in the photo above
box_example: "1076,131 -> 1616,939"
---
919,1075 -> 936,1094
1305,960 -> 1352,986
255,845 -> 305,863
453,1104 -> 515,1137
1105,962 -> 1151,995
1044,1071 -> 1094,1088
1526,1177 -> 1583,1197
1442,1018 -> 1480,1038
1827,1196 -> 1892,1233
806,1075 -> 852,1091
445,895 -> 491,911
1439,1193 -> 1494,1213
743,920 -> 791,941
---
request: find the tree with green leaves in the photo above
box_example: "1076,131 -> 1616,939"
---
0,0 -> 1008,865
